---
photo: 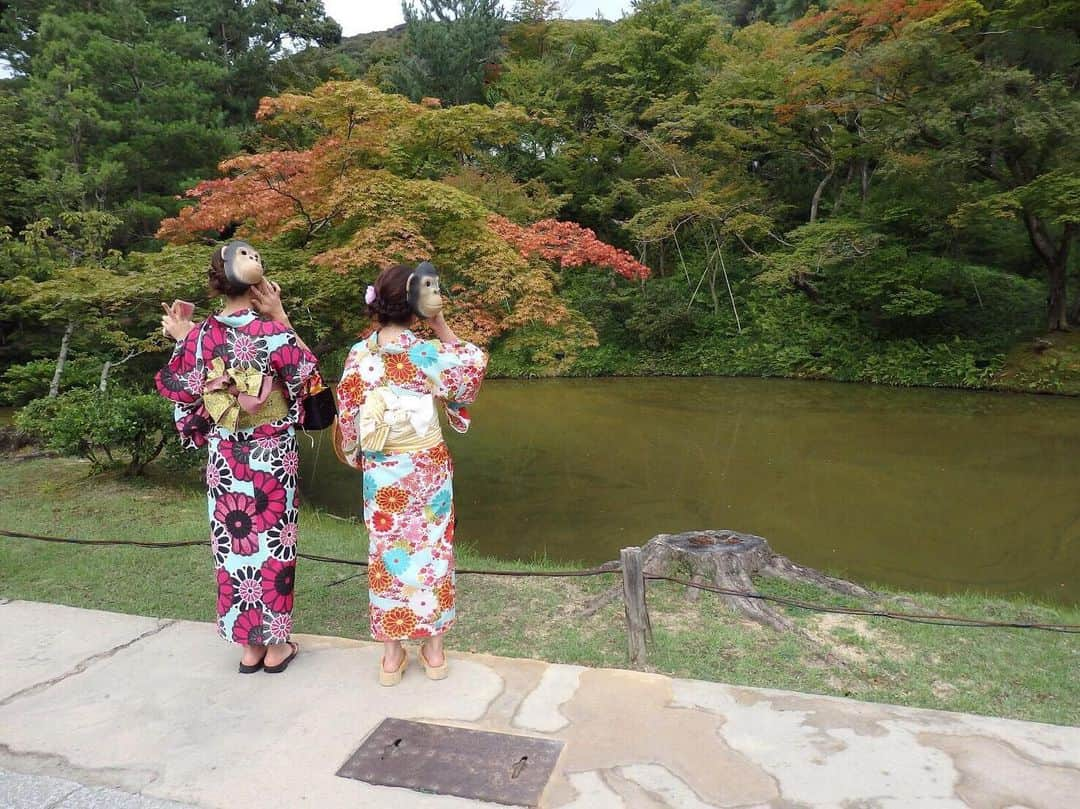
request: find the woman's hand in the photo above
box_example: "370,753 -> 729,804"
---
161,302 -> 194,342
251,279 -> 288,325
251,279 -> 314,352
428,312 -> 460,345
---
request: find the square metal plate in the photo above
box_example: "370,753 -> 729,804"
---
337,718 -> 564,807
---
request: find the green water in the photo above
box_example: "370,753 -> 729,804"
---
310,378 -> 1070,603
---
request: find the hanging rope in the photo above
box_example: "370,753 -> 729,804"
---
646,574 -> 1080,634
0,529 -> 619,577
3,528 -> 1078,633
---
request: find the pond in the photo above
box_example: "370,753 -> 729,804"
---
295,377 -> 1078,604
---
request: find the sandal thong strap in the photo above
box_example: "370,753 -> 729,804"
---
263,642 -> 299,674
419,642 -> 448,679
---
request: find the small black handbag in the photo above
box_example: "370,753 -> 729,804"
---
301,380 -> 338,431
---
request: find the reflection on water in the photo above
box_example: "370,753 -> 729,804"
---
300,378 -> 1080,603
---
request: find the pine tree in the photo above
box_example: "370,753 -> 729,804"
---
5,0 -> 341,245
397,0 -> 504,105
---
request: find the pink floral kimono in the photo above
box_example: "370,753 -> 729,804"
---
336,330 -> 486,641
156,310 -> 317,646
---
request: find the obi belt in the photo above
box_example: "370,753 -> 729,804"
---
203,357 -> 288,432
351,386 -> 442,455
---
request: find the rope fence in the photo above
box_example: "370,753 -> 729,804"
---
3,529 -> 1078,667
0,530 -> 619,577
647,574 -> 1080,632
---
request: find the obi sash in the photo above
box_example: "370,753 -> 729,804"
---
203,357 -> 288,432
355,386 -> 442,454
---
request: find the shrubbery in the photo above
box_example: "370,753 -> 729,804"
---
15,389 -> 180,475
491,251 -> 1044,389
0,357 -> 103,406
817,252 -> 1043,347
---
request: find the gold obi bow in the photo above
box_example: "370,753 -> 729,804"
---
357,387 -> 441,454
203,357 -> 287,432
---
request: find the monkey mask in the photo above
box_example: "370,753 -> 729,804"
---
221,241 -> 265,288
407,261 -> 443,319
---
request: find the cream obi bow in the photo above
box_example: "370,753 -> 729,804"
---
203,357 -> 280,432
357,387 -> 440,453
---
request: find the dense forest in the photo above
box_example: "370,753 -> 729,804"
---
1,0 -> 1078,436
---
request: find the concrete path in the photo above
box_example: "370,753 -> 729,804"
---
2,600 -> 1077,809
0,768 -> 195,809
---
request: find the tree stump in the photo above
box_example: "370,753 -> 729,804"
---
583,530 -> 874,632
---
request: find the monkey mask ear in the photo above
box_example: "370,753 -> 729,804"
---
407,261 -> 443,319
221,241 -> 265,288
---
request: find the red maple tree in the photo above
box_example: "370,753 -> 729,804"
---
156,81 -> 650,358
488,215 -> 650,281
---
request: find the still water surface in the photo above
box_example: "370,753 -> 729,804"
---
298,378 -> 1080,603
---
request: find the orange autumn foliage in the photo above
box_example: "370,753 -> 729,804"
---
156,143 -> 337,243
157,81 -> 643,361
799,0 -> 959,50
488,215 -> 650,281
782,0 -> 977,127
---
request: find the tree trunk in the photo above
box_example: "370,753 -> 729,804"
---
98,360 -> 112,392
1047,261 -> 1069,332
810,169 -> 834,224
582,530 -> 874,632
833,161 -> 855,214
49,321 -> 75,398
860,159 -> 871,216
1022,212 -> 1075,331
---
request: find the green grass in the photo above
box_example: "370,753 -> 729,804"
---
1,458 -> 1077,726
994,330 -> 1080,395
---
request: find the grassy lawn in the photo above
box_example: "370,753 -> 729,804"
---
1,457 -> 1077,727
994,330 -> 1080,395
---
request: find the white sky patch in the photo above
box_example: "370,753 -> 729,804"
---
323,0 -> 635,36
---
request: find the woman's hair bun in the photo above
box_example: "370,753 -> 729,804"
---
368,264 -> 416,325
367,294 -> 412,323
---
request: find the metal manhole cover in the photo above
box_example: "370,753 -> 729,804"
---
337,718 -> 564,807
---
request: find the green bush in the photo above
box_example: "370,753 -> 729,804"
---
160,431 -> 206,474
624,277 -> 698,349
15,389 -> 177,475
558,269 -> 637,348
800,243 -> 1043,347
0,357 -> 103,406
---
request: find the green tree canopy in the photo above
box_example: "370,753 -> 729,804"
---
2,0 -> 342,248
397,0 -> 505,105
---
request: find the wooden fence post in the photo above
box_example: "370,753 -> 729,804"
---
620,546 -> 649,667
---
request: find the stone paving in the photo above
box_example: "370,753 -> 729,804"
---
2,600 -> 1078,808
0,769 -> 195,809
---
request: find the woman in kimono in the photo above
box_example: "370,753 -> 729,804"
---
336,263 -> 486,686
156,242 -> 318,674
